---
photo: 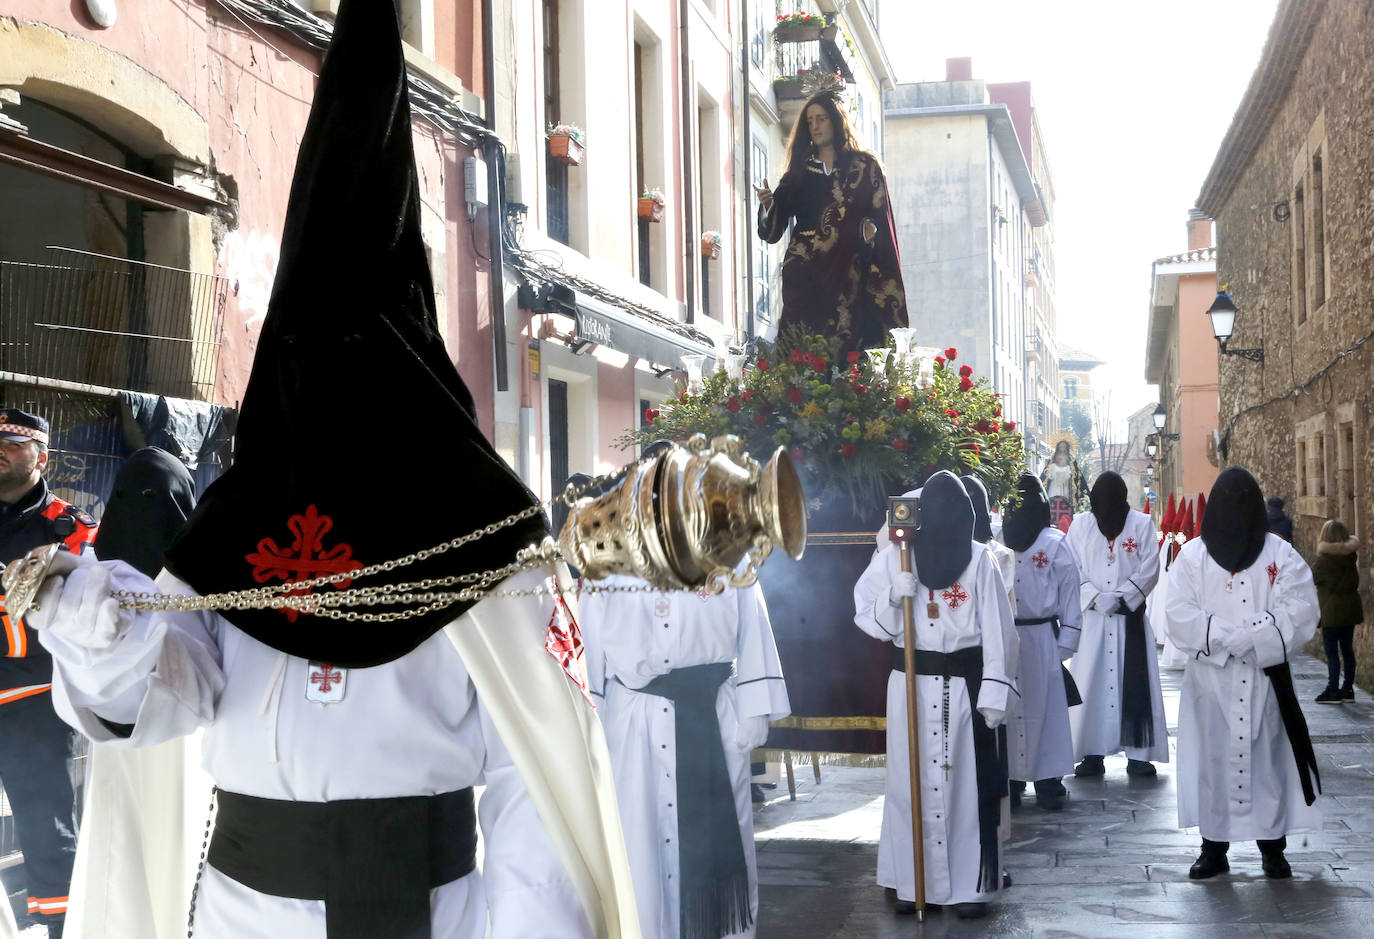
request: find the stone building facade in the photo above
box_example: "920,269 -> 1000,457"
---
1197,0 -> 1373,674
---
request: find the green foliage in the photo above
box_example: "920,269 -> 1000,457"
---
620,328 -> 1027,513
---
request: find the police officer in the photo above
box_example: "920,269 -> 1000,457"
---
0,407 -> 96,939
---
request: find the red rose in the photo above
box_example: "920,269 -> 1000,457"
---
841,443 -> 858,456
934,356 -> 945,369
993,405 -> 1002,417
812,357 -> 827,372
741,389 -> 753,402
962,442 -> 980,455
855,384 -> 867,394
757,358 -> 771,371
1003,421 -> 1016,432
754,412 -> 768,426
645,407 -> 660,423
846,350 -> 861,364
726,397 -> 741,412
945,409 -> 959,419
958,376 -> 974,392
791,349 -> 806,365
959,364 -> 973,378
893,439 -> 908,451
679,392 -> 687,403
944,347 -> 958,360
789,389 -> 803,405
895,396 -> 911,412
974,419 -> 988,433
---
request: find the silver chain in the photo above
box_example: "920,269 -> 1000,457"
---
111,457 -> 679,622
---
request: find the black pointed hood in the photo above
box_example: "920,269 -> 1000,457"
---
959,474 -> 993,544
1002,472 -> 1050,553
163,0 -> 546,667
1090,471 -> 1129,542
914,471 -> 974,591
1202,466 -> 1268,573
93,447 -> 197,580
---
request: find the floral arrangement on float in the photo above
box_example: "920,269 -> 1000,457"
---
620,326 -> 1026,512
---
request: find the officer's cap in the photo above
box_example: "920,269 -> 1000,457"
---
0,407 -> 50,446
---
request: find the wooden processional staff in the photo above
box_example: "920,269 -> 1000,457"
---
887,495 -> 927,920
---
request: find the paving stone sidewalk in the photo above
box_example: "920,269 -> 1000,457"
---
754,650 -> 1374,937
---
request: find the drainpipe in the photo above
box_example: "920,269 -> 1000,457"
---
740,0 -> 755,340
679,0 -> 696,324
483,0 -> 509,390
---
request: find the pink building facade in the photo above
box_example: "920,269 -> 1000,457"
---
1144,212 -> 1221,515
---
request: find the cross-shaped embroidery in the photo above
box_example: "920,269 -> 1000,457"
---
941,582 -> 969,609
244,505 -> 364,621
1267,562 -> 1278,587
1122,537 -> 1139,555
310,664 -> 342,693
546,591 -> 592,705
1031,550 -> 1050,569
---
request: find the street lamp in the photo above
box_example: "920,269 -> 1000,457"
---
1145,463 -> 1155,485
1152,405 -> 1180,441
1145,435 -> 1158,459
1205,290 -> 1264,362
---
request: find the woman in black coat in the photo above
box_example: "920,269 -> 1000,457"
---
1314,518 -> 1363,703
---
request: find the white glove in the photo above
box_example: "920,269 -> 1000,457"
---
888,571 -> 918,607
978,706 -> 1005,730
1091,591 -> 1122,613
26,553 -> 131,650
735,715 -> 770,751
1218,620 -> 1255,658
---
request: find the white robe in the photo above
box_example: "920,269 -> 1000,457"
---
579,577 -> 788,939
1164,535 -> 1322,841
1153,538 -> 1191,668
42,564 -> 602,939
1065,510 -> 1169,763
1006,529 -> 1082,782
853,543 -> 1016,905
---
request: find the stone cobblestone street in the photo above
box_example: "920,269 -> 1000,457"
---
755,650 -> 1374,937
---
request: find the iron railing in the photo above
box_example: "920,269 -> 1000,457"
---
0,248 -> 227,402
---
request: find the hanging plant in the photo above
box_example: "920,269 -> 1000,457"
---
638,186 -> 666,223
700,230 -> 722,260
548,122 -> 585,166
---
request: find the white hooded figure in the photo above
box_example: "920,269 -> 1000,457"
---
853,472 -> 1017,920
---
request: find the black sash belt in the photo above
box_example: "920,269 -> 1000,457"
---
891,646 -> 1002,894
636,662 -> 752,939
1263,662 -> 1322,805
1014,615 -> 1082,707
208,788 -> 477,939
1118,600 -> 1155,749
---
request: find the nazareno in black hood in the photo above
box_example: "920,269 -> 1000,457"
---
1201,466 -> 1269,573
1001,472 -> 1051,554
1089,471 -> 1129,542
914,471 -> 975,591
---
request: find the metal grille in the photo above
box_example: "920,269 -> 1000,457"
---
0,248 -> 228,401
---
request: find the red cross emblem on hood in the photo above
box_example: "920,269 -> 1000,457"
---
245,505 -> 364,621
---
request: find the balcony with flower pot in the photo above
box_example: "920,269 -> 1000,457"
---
547,123 -> 585,167
773,11 -> 834,43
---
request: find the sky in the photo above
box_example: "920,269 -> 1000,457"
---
881,0 -> 1281,439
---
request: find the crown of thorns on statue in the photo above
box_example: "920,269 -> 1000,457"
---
800,68 -> 846,102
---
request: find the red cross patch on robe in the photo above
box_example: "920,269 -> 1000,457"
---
546,591 -> 592,706
1267,562 -> 1279,587
941,582 -> 969,610
306,662 -> 346,703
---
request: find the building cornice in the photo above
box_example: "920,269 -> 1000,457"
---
1195,0 -> 1326,217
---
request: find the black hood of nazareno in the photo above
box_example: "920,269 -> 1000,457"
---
1089,472 -> 1129,542
1002,472 -> 1051,553
1202,466 -> 1269,573
163,0 -> 547,667
914,471 -> 974,591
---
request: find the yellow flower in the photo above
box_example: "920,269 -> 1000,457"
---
864,418 -> 892,440
800,401 -> 825,419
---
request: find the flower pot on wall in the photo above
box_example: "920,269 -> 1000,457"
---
775,24 -> 823,42
549,133 -> 584,167
773,80 -> 807,102
819,24 -> 839,41
638,197 -> 665,223
701,242 -> 721,260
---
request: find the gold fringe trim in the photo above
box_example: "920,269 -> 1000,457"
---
755,749 -> 888,768
769,715 -> 886,731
